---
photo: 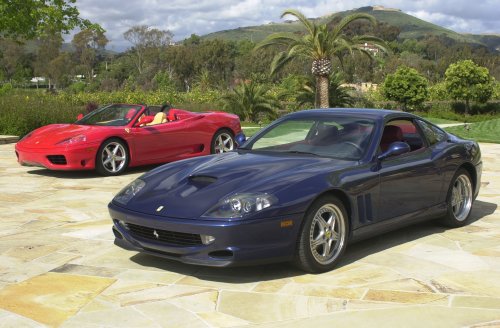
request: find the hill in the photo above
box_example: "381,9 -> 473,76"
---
203,6 -> 500,52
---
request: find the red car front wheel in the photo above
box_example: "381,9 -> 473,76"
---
96,138 -> 129,176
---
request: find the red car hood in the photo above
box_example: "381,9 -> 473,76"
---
20,124 -> 102,147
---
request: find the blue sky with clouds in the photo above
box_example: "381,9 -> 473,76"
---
73,0 -> 500,51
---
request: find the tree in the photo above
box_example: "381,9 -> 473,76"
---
296,72 -> 355,108
0,39 -> 25,80
445,60 -> 494,114
123,25 -> 173,74
47,53 -> 73,88
34,31 -> 63,89
256,9 -> 386,108
382,66 -> 429,110
72,28 -> 108,81
222,80 -> 278,122
0,0 -> 95,39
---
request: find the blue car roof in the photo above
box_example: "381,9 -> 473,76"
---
285,108 -> 416,120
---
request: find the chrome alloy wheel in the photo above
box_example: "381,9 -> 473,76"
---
102,142 -> 127,173
451,174 -> 473,221
309,204 -> 346,265
214,132 -> 234,154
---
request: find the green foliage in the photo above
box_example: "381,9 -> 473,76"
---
66,81 -> 87,94
0,83 -> 13,95
382,66 -> 429,110
493,80 -> 500,100
414,101 -> 500,122
0,90 -> 82,136
445,60 -> 494,114
295,72 -> 355,108
429,82 -> 449,101
0,0 -> 96,39
222,80 -> 279,122
153,71 -> 176,92
445,118 -> 500,143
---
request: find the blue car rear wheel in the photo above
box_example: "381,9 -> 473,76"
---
441,168 -> 474,227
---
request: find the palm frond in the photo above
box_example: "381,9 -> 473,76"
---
270,52 -> 294,76
281,9 -> 315,35
255,32 -> 301,50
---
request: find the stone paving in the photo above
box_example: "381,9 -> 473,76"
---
0,142 -> 499,327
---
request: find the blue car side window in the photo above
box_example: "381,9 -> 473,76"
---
417,120 -> 446,146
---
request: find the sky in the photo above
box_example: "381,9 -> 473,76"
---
73,0 -> 500,51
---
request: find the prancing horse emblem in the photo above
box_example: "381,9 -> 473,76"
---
153,230 -> 159,239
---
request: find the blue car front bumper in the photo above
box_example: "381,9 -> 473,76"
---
109,202 -> 303,267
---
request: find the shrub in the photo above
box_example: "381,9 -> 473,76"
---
0,90 -> 82,136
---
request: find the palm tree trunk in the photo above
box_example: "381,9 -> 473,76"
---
316,75 -> 329,108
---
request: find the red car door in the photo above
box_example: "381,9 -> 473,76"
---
130,117 -> 208,164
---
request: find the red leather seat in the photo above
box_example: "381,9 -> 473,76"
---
380,125 -> 403,152
167,110 -> 178,122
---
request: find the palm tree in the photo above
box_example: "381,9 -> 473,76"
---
222,80 -> 278,122
256,9 -> 386,108
297,72 -> 355,108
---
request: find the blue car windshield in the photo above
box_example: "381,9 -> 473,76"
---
76,104 -> 142,126
248,116 -> 375,160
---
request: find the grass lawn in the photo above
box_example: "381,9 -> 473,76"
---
444,118 -> 500,143
423,117 -> 461,124
241,122 -> 266,138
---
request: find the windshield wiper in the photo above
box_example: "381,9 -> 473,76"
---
282,150 -> 319,156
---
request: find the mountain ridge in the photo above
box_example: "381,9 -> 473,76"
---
202,6 -> 499,52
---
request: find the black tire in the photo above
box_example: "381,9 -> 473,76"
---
210,129 -> 235,154
294,195 -> 349,273
95,138 -> 129,176
440,168 -> 474,227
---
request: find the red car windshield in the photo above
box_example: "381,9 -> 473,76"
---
76,104 -> 142,126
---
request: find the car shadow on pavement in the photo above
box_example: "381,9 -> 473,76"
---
128,200 -> 497,283
25,164 -> 161,179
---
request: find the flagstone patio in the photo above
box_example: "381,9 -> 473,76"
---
0,142 -> 499,327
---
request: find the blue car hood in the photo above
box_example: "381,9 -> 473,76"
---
124,151 -> 354,219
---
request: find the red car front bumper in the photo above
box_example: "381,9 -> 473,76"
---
15,142 -> 100,171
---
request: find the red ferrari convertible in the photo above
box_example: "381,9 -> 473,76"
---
15,104 -> 245,175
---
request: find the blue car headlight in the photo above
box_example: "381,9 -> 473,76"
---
203,193 -> 277,218
113,179 -> 146,205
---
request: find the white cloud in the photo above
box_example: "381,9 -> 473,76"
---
71,0 -> 500,51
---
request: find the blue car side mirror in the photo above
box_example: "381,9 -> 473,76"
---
235,133 -> 247,147
378,141 -> 411,160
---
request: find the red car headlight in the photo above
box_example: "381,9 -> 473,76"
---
56,134 -> 87,145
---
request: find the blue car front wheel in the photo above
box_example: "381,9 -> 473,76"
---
295,195 -> 349,273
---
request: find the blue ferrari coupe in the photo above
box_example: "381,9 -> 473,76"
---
109,109 -> 482,272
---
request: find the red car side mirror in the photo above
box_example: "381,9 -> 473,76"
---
77,113 -> 84,120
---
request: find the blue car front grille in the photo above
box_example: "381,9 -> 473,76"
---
125,223 -> 202,246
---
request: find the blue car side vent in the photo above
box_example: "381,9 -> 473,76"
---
357,193 -> 373,223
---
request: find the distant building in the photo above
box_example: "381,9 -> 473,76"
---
342,82 -> 378,92
372,5 -> 401,12
361,43 -> 380,56
30,77 -> 46,83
